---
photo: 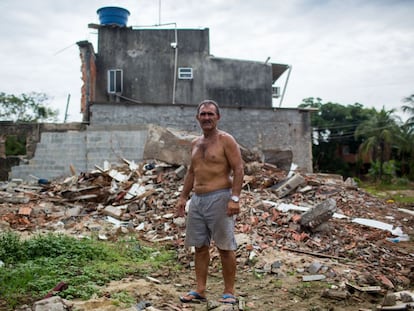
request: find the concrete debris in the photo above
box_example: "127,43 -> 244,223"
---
142,124 -> 197,166
300,198 -> 336,232
32,296 -> 72,311
321,289 -> 351,300
0,156 -> 414,310
271,173 -> 306,198
302,274 -> 326,281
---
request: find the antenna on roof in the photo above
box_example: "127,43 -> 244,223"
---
158,0 -> 162,25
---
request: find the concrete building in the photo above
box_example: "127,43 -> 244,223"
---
3,7 -> 314,181
78,22 -> 290,122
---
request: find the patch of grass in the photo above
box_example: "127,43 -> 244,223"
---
269,278 -> 283,289
0,232 -> 177,310
288,281 -> 328,300
360,181 -> 414,204
111,290 -> 136,306
288,282 -> 312,299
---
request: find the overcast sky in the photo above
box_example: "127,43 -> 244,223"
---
1,0 -> 413,122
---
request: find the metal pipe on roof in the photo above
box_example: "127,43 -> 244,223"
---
279,65 -> 292,107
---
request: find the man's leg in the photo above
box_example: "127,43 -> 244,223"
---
218,249 -> 236,296
181,245 -> 210,301
194,245 -> 210,295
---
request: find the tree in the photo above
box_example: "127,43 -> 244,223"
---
395,94 -> 414,178
299,98 -> 371,177
402,94 -> 414,129
0,92 -> 58,122
355,107 -> 399,181
394,123 -> 414,179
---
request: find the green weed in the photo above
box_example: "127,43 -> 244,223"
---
0,232 -> 176,310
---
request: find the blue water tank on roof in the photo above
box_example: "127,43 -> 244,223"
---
97,6 -> 130,27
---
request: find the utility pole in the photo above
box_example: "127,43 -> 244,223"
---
64,94 -> 71,123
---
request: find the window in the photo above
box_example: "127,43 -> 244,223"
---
178,67 -> 193,80
107,69 -> 123,94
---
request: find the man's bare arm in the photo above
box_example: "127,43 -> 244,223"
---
180,166 -> 195,200
224,135 -> 244,197
176,166 -> 194,217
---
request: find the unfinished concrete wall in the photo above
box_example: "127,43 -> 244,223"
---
9,125 -> 148,181
90,103 -> 313,173
0,123 -> 87,180
4,105 -> 313,181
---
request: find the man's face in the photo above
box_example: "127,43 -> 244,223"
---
196,103 -> 220,131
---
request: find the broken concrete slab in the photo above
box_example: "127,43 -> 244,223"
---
321,289 -> 350,300
33,296 -> 71,311
143,124 -> 197,166
271,173 -> 306,198
262,148 -> 293,172
302,274 -> 326,281
300,198 -> 337,232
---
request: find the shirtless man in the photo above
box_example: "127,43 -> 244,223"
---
176,100 -> 244,304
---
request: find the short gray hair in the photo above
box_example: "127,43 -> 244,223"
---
197,99 -> 220,116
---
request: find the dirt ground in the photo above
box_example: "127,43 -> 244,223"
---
65,240 -> 414,311
67,251 -> 387,311
2,172 -> 414,311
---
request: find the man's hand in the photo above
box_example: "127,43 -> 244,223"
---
227,201 -> 240,216
175,197 -> 187,217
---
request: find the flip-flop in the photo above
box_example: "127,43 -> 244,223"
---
179,290 -> 207,303
219,293 -> 237,304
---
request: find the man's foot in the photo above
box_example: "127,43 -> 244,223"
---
218,293 -> 237,304
179,290 -> 207,303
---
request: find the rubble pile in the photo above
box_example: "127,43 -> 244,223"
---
1,158 -> 414,303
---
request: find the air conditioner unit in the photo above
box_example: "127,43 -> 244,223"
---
272,86 -> 280,98
178,67 -> 193,80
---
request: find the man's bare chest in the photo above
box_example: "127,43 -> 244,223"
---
193,140 -> 225,163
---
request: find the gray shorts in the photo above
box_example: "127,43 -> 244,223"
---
185,189 -> 237,251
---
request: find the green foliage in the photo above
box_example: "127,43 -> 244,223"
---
368,160 -> 396,183
299,96 -> 414,181
0,232 -> 27,263
402,94 -> 414,128
111,291 -> 136,305
0,92 -> 58,122
355,107 -> 400,180
5,135 -> 26,156
299,97 -> 372,176
393,124 -> 414,179
360,180 -> 414,204
0,233 -> 177,310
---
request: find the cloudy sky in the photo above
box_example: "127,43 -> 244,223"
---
1,0 -> 413,122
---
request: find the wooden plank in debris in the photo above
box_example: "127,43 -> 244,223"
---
345,282 -> 382,293
282,247 -> 347,261
67,194 -> 98,201
60,186 -> 101,197
113,189 -> 156,206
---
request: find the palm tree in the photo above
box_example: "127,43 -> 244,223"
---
402,94 -> 414,129
355,107 -> 399,180
394,123 -> 414,178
